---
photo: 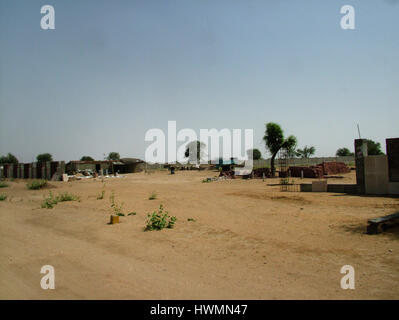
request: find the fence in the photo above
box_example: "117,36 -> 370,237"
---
0,161 -> 65,180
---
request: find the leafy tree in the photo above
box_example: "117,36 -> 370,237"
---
263,122 -> 297,177
80,156 -> 95,161
36,153 -> 53,162
185,140 -> 206,164
0,153 -> 19,164
296,146 -> 316,158
107,152 -> 120,161
246,148 -> 262,160
336,147 -> 354,157
366,139 -> 384,155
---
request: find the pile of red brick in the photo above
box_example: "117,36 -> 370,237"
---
288,162 -> 350,178
319,162 -> 350,175
288,166 -> 324,178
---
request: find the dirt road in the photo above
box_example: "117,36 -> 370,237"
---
0,171 -> 398,299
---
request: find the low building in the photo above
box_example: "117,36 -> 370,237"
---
66,158 -> 145,175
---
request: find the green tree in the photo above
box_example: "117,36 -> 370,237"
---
296,146 -> 316,158
36,153 -> 53,162
106,152 -> 120,161
336,147 -> 354,157
80,156 -> 95,161
263,122 -> 297,177
185,140 -> 206,164
0,153 -> 19,164
366,140 -> 384,155
246,148 -> 262,160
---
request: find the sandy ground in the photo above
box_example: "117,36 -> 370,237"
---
0,170 -> 398,300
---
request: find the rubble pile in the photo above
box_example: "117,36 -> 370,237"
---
219,170 -> 235,179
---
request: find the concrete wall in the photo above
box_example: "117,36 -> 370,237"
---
386,138 -> 399,182
364,155 -> 399,195
355,139 -> 367,194
253,156 -> 355,169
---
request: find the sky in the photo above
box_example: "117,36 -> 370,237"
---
0,0 -> 398,162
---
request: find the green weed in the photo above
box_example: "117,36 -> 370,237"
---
0,181 -> 9,188
145,205 -> 176,231
110,191 -> 124,216
148,191 -> 157,200
97,184 -> 106,200
27,180 -> 47,190
41,191 -> 80,209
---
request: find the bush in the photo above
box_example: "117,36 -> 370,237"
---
110,191 -> 124,216
57,192 -> 80,202
148,191 -> 157,200
0,194 -> 7,201
41,191 -> 80,209
27,180 -> 47,190
97,184 -> 106,200
145,205 -> 176,231
41,192 -> 58,209
0,181 -> 9,188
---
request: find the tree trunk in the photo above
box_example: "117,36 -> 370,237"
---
271,153 -> 277,177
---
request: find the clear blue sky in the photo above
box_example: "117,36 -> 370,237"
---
0,0 -> 398,162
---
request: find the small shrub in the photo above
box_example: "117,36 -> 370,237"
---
128,212 -> 137,216
41,191 -> 80,209
145,205 -> 176,231
148,192 -> 157,200
110,191 -> 124,216
97,184 -> 106,200
187,218 -> 196,222
57,192 -> 80,202
0,181 -> 9,188
27,180 -> 47,190
0,194 -> 7,201
41,192 -> 58,209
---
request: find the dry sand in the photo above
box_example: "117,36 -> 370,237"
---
0,170 -> 398,299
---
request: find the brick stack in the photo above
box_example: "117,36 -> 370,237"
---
288,166 -> 324,178
289,162 -> 350,178
319,162 -> 350,175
